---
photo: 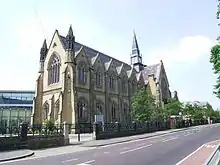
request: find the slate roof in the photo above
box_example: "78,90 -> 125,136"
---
59,35 -> 132,71
58,33 -> 163,84
142,63 -> 162,83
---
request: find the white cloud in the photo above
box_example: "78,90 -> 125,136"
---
147,35 -> 215,67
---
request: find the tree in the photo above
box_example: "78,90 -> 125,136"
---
164,99 -> 183,118
210,45 -> 220,98
131,87 -> 155,122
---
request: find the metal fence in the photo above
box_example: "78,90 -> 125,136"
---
0,123 -> 64,137
67,123 -> 93,134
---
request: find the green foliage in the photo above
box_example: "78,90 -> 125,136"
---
43,119 -> 55,131
131,87 -> 156,122
164,99 -> 183,117
183,102 -> 220,120
210,44 -> 220,98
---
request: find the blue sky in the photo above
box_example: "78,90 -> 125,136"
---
0,0 -> 219,109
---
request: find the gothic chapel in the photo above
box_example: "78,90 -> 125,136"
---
31,25 -> 172,125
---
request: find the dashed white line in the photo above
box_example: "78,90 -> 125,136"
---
62,158 -> 79,163
120,147 -> 130,150
120,144 -> 152,155
161,137 -> 178,142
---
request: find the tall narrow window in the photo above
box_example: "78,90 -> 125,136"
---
96,102 -> 103,115
78,65 -> 87,84
132,80 -> 136,93
122,78 -> 127,93
124,103 -> 128,121
109,76 -> 115,90
96,72 -> 102,88
54,100 -> 59,121
42,102 -> 49,121
77,99 -> 88,121
111,102 -> 116,121
48,55 -> 60,85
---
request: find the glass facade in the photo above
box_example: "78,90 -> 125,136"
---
0,90 -> 34,127
0,90 -> 34,108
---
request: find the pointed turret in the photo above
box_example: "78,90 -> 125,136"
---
39,39 -> 48,73
65,25 -> 75,63
66,25 -> 75,51
40,39 -> 48,62
130,31 -> 144,73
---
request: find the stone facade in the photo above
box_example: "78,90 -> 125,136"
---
31,26 -> 172,125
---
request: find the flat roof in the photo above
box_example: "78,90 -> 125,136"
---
0,90 -> 35,94
0,104 -> 33,107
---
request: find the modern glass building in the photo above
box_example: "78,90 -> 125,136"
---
0,90 -> 34,127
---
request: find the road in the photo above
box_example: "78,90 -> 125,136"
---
1,124 -> 220,165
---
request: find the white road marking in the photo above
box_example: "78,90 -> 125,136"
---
175,144 -> 205,165
120,147 -> 130,150
161,137 -> 178,142
62,158 -> 79,163
77,160 -> 95,165
184,133 -> 191,136
103,151 -> 109,154
120,144 -> 152,155
204,144 -> 216,148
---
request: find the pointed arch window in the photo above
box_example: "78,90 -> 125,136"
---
48,55 -> 61,85
95,70 -> 103,88
42,102 -> 49,121
109,75 -> 116,90
54,100 -> 60,121
131,80 -> 137,93
124,103 -> 129,121
111,101 -> 117,121
78,63 -> 87,84
96,101 -> 104,115
121,78 -> 128,93
77,98 -> 88,121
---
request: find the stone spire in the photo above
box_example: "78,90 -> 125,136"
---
130,31 -> 144,72
132,30 -> 140,57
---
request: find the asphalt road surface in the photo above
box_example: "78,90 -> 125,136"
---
1,124 -> 220,165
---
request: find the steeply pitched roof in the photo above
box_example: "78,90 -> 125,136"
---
142,63 -> 161,82
59,35 -> 132,71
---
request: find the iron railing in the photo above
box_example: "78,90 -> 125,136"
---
0,124 -> 64,137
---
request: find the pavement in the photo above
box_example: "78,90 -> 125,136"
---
0,123 -> 219,165
80,127 -> 196,147
0,150 -> 34,162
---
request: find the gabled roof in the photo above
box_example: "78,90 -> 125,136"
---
141,60 -> 169,86
59,35 -> 132,71
91,53 -> 99,65
116,63 -> 125,75
142,63 -> 161,82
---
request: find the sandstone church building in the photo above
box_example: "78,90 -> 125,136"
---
31,25 -> 173,125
